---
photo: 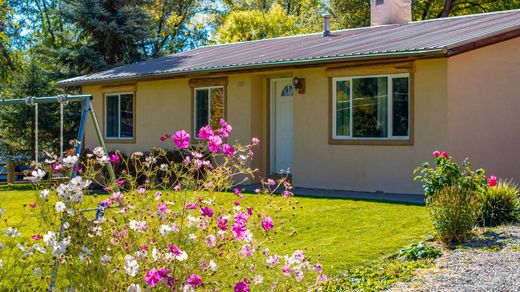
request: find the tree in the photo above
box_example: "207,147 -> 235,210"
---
0,57 -> 79,159
216,0 -> 324,43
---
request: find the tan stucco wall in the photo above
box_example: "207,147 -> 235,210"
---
83,58 -> 453,194
291,59 -> 449,194
447,37 -> 520,182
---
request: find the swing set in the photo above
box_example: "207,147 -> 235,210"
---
0,94 -> 115,182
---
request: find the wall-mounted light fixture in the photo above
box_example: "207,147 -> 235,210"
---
292,77 -> 305,94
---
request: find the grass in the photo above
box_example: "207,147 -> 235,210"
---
0,184 -> 433,274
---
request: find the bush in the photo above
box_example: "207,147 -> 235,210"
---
479,180 -> 520,227
429,186 -> 481,244
398,242 -> 442,261
414,151 -> 487,200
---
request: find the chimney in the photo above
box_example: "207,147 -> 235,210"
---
323,14 -> 331,37
371,0 -> 411,26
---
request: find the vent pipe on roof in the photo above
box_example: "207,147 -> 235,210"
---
371,0 -> 411,26
323,14 -> 331,37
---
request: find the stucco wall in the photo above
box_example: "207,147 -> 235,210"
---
291,59 -> 448,194
447,37 -> 520,182
83,59 -> 451,194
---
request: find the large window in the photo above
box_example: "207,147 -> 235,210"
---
105,93 -> 134,139
332,74 -> 410,140
194,87 -> 225,135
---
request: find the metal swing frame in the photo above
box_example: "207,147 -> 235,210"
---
0,94 -> 115,180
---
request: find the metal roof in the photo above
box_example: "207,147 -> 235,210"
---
59,9 -> 520,86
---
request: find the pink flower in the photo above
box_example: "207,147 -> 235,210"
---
168,244 -> 180,255
487,175 -> 497,187
441,151 -> 449,158
29,203 -> 37,208
73,165 -> 82,173
158,268 -> 170,278
198,125 -> 214,140
266,254 -> 280,267
31,234 -> 42,241
218,119 -> 232,137
137,187 -> 146,195
186,274 -> 202,288
316,274 -> 328,283
232,213 -> 248,240
261,216 -> 274,232
234,201 -> 240,206
145,269 -> 162,287
251,137 -> 260,146
234,187 -> 244,199
433,150 -> 441,157
240,244 -> 255,257
185,202 -> 198,210
217,216 -> 229,231
110,191 -> 123,202
222,144 -> 235,157
314,263 -> 323,274
281,265 -> 291,276
292,250 -> 305,262
267,179 -> 276,186
157,203 -> 168,215
208,135 -> 222,152
108,154 -> 120,164
234,281 -> 250,292
173,130 -> 190,149
160,133 -> 171,142
200,207 -> 214,217
140,244 -> 149,250
283,190 -> 292,198
247,207 -> 253,216
205,235 -> 217,247
51,163 -> 63,173
115,179 -> 125,185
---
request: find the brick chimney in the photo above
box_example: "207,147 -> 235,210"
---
371,0 -> 411,26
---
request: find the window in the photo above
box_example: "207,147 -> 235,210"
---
332,74 -> 410,141
105,93 -> 134,139
194,87 -> 225,135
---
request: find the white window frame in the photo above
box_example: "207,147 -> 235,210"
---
104,92 -> 134,140
193,86 -> 225,136
332,73 -> 410,140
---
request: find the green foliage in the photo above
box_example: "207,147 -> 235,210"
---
322,258 -> 432,291
0,57 -> 80,158
398,242 -> 442,261
414,153 -> 487,199
216,3 -> 308,43
479,180 -> 520,227
429,186 -> 481,244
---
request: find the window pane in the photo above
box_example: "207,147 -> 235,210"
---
209,87 -> 224,129
392,77 -> 409,136
335,80 -> 351,136
106,95 -> 119,138
352,77 -> 388,138
120,94 -> 134,138
195,89 -> 209,134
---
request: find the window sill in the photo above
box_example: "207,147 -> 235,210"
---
328,138 -> 413,146
105,138 -> 136,144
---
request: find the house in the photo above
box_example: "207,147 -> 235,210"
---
57,3 -> 520,195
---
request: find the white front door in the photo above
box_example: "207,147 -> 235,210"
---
271,79 -> 294,174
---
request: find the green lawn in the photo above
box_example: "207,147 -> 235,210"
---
0,185 -> 432,273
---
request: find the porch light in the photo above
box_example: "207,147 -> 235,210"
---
292,77 -> 305,94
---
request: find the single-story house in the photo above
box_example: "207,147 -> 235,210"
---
58,3 -> 520,195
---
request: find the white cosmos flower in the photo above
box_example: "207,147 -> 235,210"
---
33,244 -> 46,254
101,255 -> 112,266
0,209 -> 5,216
33,267 -> 41,276
30,169 -> 46,182
55,201 -> 66,213
40,189 -> 50,199
62,155 -> 78,168
124,255 -> 139,277
5,227 -> 21,237
209,259 -> 217,272
127,283 -> 141,292
93,147 -> 105,157
159,224 -> 172,236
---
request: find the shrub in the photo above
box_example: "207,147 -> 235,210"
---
0,120 -> 327,290
398,242 -> 442,261
479,179 -> 520,227
429,186 -> 481,244
414,151 -> 487,200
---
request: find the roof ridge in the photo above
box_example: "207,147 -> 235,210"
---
409,8 -> 520,24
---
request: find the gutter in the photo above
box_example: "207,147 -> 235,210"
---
56,49 -> 447,87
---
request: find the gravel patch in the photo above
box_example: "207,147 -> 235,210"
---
390,225 -> 520,292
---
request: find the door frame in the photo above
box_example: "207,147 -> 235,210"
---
269,78 -> 294,175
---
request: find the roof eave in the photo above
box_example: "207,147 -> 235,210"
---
56,49 -> 447,87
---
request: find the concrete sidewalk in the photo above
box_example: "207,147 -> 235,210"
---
242,184 -> 425,205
